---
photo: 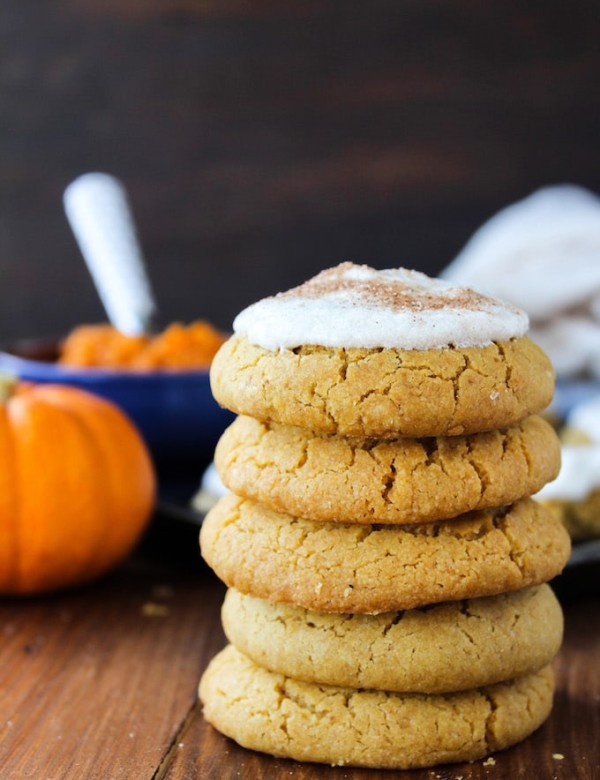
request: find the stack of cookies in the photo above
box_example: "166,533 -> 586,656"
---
199,264 -> 571,770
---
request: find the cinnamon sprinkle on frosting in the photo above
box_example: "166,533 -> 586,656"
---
233,263 -> 529,351
277,262 -> 499,313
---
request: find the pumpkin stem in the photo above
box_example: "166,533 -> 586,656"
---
0,373 -> 18,403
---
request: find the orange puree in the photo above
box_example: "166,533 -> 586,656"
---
58,321 -> 226,370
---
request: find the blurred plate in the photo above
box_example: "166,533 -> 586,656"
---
567,539 -> 600,567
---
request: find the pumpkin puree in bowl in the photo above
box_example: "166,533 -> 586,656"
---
58,321 -> 226,371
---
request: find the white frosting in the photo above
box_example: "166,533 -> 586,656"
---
537,445 -> 600,501
567,394 -> 600,443
233,263 -> 528,351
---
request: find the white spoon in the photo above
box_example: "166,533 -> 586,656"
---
63,172 -> 158,336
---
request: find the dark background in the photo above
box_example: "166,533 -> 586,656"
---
1,0 -> 599,341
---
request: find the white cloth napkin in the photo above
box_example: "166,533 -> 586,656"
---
442,185 -> 600,378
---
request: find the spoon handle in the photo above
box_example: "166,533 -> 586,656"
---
64,173 -> 158,336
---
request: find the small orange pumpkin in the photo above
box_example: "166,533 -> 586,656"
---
0,379 -> 156,594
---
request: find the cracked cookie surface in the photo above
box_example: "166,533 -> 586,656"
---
221,584 -> 562,694
200,495 -> 571,614
210,334 -> 554,438
215,414 -> 560,525
199,644 -> 554,769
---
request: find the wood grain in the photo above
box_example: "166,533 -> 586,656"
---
0,517 -> 598,780
1,1 -> 599,341
164,570 -> 600,780
0,539 -> 226,780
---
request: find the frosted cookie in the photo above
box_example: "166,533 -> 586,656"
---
537,444 -> 600,540
543,492 -> 600,541
563,392 -> 600,443
211,265 -> 554,438
537,394 -> 600,539
199,644 -> 555,770
200,494 -> 571,614
222,584 -> 563,694
215,414 -> 560,525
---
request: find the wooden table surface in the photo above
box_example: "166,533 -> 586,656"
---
0,515 -> 598,780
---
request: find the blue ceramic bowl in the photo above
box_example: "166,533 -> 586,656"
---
0,338 -> 234,501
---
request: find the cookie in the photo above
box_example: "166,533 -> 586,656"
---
221,584 -> 563,694
200,494 -> 571,614
564,392 -> 600,442
211,334 -> 553,439
199,644 -> 555,770
211,264 -> 553,438
543,495 -> 600,541
215,414 -> 560,525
